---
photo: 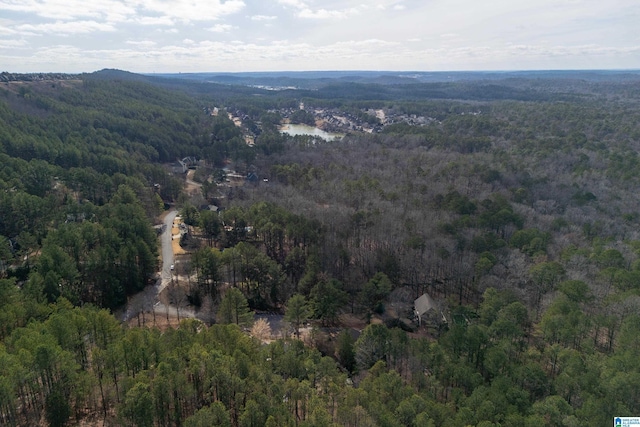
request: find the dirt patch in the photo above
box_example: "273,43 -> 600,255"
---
338,313 -> 368,331
126,311 -> 184,331
171,216 -> 188,255
172,234 -> 187,255
185,169 -> 201,195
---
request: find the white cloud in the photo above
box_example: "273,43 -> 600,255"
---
1,0 -> 638,72
138,0 -> 246,23
373,1 -> 406,11
5,37 -> 640,73
125,40 -> 157,47
208,24 -> 235,33
0,38 -> 28,48
250,15 -> 277,21
0,0 -> 246,25
34,44 -> 84,60
15,20 -> 116,35
277,0 -> 306,8
298,8 -> 345,19
333,38 -> 399,48
135,16 -> 175,26
298,8 -> 356,19
503,43 -> 640,58
0,0 -> 135,22
0,24 -> 17,36
274,1 -> 365,19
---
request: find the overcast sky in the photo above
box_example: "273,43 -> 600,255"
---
1,0 -> 639,73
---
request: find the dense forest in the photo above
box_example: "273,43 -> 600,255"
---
2,69 -> 640,426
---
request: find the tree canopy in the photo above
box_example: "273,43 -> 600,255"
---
2,70 -> 640,426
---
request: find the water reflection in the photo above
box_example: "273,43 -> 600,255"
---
280,123 -> 344,140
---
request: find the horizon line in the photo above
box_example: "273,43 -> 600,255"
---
3,68 -> 640,75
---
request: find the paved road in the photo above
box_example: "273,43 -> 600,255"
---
118,209 -> 196,322
158,209 -> 178,295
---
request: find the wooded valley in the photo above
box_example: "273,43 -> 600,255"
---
1,69 -> 640,426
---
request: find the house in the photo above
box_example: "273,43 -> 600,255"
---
173,156 -> 199,174
174,159 -> 188,174
182,157 -> 198,169
414,293 -> 447,326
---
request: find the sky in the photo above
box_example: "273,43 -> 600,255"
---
1,0 -> 639,73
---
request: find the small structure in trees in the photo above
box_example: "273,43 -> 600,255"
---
414,293 -> 446,327
175,156 -> 199,173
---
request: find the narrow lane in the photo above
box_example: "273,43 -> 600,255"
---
158,209 -> 178,295
118,208 -> 195,322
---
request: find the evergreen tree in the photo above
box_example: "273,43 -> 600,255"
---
217,287 -> 254,327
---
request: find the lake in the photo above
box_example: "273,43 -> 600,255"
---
280,123 -> 344,140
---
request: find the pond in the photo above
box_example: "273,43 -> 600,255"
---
280,123 -> 344,140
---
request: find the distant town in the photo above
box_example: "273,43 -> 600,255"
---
218,103 -> 449,140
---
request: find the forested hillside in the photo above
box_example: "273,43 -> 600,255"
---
2,70 -> 640,426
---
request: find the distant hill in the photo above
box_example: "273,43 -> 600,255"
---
139,69 -> 640,102
148,69 -> 640,85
